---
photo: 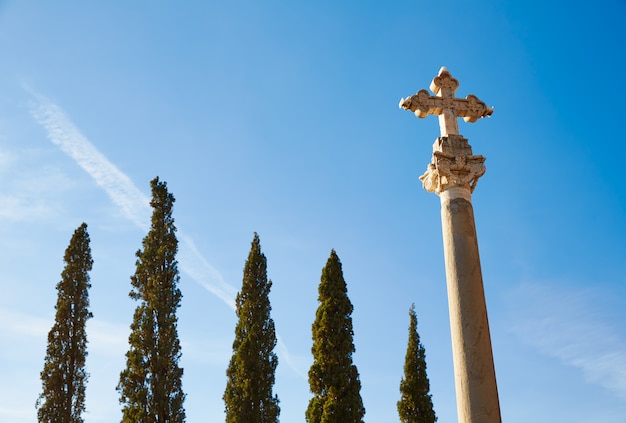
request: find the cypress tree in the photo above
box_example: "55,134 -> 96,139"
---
223,233 -> 280,423
36,222 -> 93,423
306,250 -> 365,423
397,304 -> 437,423
117,177 -> 185,423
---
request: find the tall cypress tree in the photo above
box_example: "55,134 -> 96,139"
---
306,250 -> 365,423
117,177 -> 185,423
223,233 -> 280,423
36,222 -> 93,423
397,304 -> 437,423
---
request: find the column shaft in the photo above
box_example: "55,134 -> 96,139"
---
439,187 -> 501,423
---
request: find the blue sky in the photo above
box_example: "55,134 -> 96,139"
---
1,1 -> 625,422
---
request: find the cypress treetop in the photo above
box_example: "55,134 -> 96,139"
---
224,233 -> 280,423
117,177 -> 185,423
36,222 -> 93,423
397,304 -> 437,423
306,249 -> 365,423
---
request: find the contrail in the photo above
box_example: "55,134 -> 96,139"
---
29,92 -> 305,378
177,233 -> 237,310
29,94 -> 151,232
29,93 -> 235,306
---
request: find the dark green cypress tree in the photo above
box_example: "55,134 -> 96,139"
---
223,233 -> 280,423
36,222 -> 93,423
397,304 -> 437,423
117,177 -> 185,423
306,250 -> 365,423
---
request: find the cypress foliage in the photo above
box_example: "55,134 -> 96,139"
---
117,177 -> 185,423
306,250 -> 365,423
397,304 -> 437,423
36,222 -> 93,423
224,233 -> 280,423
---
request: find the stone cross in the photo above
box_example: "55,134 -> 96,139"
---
400,67 -> 502,423
399,66 -> 493,137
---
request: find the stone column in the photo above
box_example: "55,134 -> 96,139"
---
421,134 -> 501,423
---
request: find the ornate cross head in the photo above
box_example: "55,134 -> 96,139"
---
399,67 -> 493,137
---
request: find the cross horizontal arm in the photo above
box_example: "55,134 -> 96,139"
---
399,90 -> 493,122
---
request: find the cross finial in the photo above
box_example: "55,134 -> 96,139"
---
399,67 -> 493,137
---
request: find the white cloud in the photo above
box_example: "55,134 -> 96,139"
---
0,406 -> 34,419
0,145 -> 72,222
0,308 -> 50,339
0,147 -> 16,169
507,283 -> 626,400
0,195 -> 59,221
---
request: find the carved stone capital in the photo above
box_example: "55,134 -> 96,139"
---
419,135 -> 486,194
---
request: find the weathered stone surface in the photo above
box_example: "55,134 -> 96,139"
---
420,134 -> 486,194
439,188 -> 501,423
399,67 -> 493,137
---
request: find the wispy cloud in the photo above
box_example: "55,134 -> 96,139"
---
0,195 -> 60,222
0,308 -> 49,339
0,307 -> 128,359
27,92 -> 303,378
0,406 -> 33,419
0,145 -> 72,222
507,282 -> 626,400
0,147 -> 16,168
29,95 -> 151,231
0,308 -> 130,423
